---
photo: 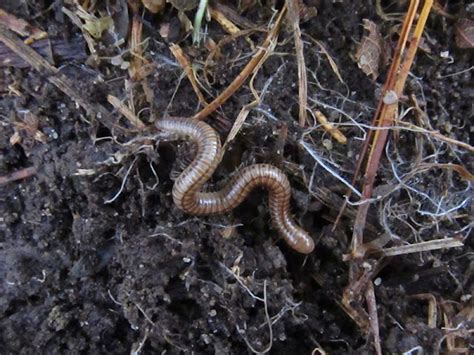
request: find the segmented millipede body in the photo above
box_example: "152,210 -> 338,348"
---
156,117 -> 314,254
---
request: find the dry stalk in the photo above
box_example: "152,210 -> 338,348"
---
409,294 -> 438,328
338,3 -> 446,352
351,0 -> 432,259
313,110 -> 347,144
287,0 -> 308,127
365,282 -> 382,355
129,11 -> 146,81
209,6 -> 241,35
332,0 -> 424,233
368,237 -> 464,257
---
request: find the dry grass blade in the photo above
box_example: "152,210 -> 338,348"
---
287,0 -> 308,127
306,37 -> 344,83
397,121 -> 474,153
170,43 -> 207,105
409,294 -> 438,328
193,4 -> 287,120
61,6 -> 98,55
107,95 -> 146,129
222,104 -> 252,152
365,283 -> 382,355
417,163 -> 474,182
369,237 -> 464,257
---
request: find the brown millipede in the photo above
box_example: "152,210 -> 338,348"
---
156,117 -> 314,254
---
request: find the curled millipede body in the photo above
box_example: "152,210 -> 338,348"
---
156,117 -> 314,254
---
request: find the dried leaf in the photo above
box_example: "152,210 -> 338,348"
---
311,39 -> 344,83
355,19 -> 383,79
455,18 -> 474,49
141,0 -> 165,13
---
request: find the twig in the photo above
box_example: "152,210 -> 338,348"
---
0,166 -> 37,185
212,2 -> 257,29
209,6 -> 241,35
129,9 -> 146,81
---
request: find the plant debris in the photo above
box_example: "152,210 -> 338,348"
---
1,1 -> 472,353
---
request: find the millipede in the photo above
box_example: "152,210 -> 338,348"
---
156,117 -> 314,254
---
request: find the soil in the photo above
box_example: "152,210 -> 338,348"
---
1,1 -> 473,354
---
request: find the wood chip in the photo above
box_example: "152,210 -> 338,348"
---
314,110 -> 347,144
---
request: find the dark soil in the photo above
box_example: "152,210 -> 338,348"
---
1,1 -> 472,354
